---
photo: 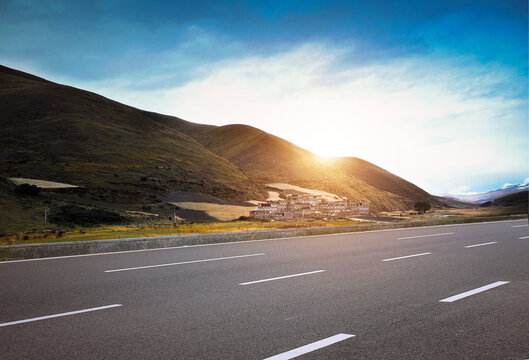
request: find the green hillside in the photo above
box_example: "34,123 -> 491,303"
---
0,65 -> 265,203
494,190 -> 528,206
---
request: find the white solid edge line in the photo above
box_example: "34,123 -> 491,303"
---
519,236 -> 529,239
512,224 -> 528,227
439,281 -> 509,303
381,252 -> 432,262
397,232 -> 454,240
263,333 -> 355,360
2,219 -> 526,264
464,242 -> 497,248
239,270 -> 325,286
105,253 -> 265,273
0,304 -> 122,328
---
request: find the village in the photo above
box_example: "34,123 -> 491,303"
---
250,193 -> 370,221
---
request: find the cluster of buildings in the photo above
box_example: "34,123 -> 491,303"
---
250,194 -> 370,221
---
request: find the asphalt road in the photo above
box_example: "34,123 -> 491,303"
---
1,219 -> 528,359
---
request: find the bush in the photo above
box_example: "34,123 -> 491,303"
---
414,201 -> 431,214
14,184 -> 41,196
49,206 -> 127,226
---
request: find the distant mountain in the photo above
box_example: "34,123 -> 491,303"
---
493,190 -> 528,206
446,183 -> 529,203
0,65 -> 439,212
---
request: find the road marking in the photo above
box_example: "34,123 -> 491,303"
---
105,253 -> 265,273
519,236 -> 529,239
439,281 -> 509,303
381,252 -> 432,262
512,224 -> 528,227
464,241 -> 497,248
0,304 -> 122,328
263,333 -> 355,360
2,219 -> 526,264
239,270 -> 325,286
397,232 -> 454,240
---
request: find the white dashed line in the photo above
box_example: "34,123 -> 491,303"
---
519,236 -> 529,240
239,270 -> 325,286
439,281 -> 509,303
105,253 -> 265,272
512,224 -> 528,228
381,252 -> 432,262
464,242 -> 497,248
0,304 -> 122,328
263,333 -> 355,360
397,232 -> 454,240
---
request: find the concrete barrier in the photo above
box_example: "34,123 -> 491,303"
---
1,215 -> 526,260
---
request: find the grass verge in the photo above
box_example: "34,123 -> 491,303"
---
0,220 -> 365,246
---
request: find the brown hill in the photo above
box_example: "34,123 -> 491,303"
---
164,123 -> 439,210
1,64 -> 438,214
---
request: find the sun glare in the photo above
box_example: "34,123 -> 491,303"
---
315,154 -> 338,164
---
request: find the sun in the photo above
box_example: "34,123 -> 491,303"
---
315,154 -> 338,164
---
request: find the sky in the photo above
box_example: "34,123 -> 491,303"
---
1,0 -> 527,195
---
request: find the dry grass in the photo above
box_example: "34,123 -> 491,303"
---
381,206 -> 528,221
169,202 -> 255,221
267,183 -> 340,201
267,191 -> 282,201
435,207 -> 528,217
0,220 -> 365,245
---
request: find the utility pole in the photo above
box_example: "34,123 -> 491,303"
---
44,207 -> 48,223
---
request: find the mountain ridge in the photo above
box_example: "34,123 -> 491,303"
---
445,183 -> 529,203
1,64 -> 439,211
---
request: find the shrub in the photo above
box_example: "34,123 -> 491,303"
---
49,206 -> 127,226
14,184 -> 41,196
414,201 -> 431,214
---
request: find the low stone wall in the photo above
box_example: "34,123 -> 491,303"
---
1,215 -> 526,260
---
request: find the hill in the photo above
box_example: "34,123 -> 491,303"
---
169,123 -> 439,210
0,64 -> 441,232
0,65 -> 265,204
493,190 -> 528,206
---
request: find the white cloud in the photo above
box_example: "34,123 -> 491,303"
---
445,185 -> 479,196
79,42 -> 528,195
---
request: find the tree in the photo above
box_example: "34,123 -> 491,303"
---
414,201 -> 431,214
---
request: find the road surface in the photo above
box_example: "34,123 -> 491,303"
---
1,219 -> 528,359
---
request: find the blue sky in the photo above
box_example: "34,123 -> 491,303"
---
1,0 -> 527,195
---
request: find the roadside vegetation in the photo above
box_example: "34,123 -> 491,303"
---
1,203 -> 527,246
0,219 -> 366,246
1,176 -> 526,247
